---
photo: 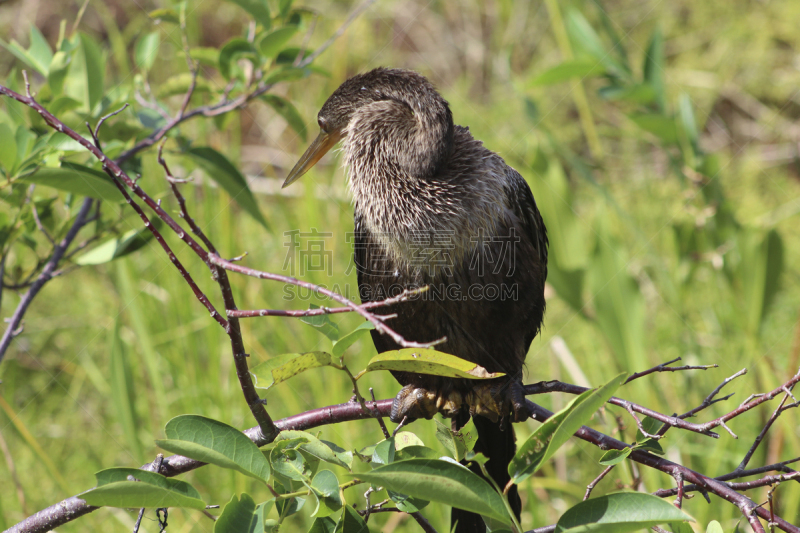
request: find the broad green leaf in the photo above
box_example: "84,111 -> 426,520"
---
394,446 -> 439,461
300,309 -> 340,341
274,479 -> 306,518
48,50 -> 71,95
0,123 -> 18,174
27,26 -> 53,76
334,504 -> 368,533
366,348 -> 504,379
643,28 -> 665,111
20,161 -> 122,202
309,470 -> 342,517
271,440 -> 311,482
510,373 -> 626,484
135,32 -> 160,71
261,94 -> 307,141
75,224 -> 157,265
275,430 -> 352,470
63,32 -> 105,113
263,65 -> 311,84
435,417 -> 477,461
706,521 -> 724,533
215,493 -> 265,533
83,467 -> 205,509
258,26 -> 298,59
598,448 -> 631,466
155,415 -> 271,482
251,351 -> 332,390
226,0 -> 271,30
354,459 -> 510,524
565,9 -> 625,76
308,516 -> 337,533
219,37 -> 257,79
532,59 -> 606,86
628,113 -> 679,144
372,438 -> 395,465
331,321 -> 374,359
185,146 -> 268,228
555,492 -> 693,533
394,431 -> 424,450
279,0 -> 293,18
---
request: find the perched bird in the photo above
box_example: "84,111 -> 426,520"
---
283,67 -> 548,532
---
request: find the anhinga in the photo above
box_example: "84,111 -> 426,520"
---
284,67 -> 548,532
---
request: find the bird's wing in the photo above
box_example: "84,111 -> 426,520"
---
505,166 -> 548,280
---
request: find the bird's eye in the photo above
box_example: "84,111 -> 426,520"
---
318,117 -> 329,133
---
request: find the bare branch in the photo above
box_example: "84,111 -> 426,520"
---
624,357 -> 717,384
584,465 -> 615,501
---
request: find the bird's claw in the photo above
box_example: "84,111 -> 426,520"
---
390,379 -> 531,424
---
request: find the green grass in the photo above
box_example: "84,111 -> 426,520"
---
2,0 -> 800,531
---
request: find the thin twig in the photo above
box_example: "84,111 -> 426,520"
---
584,465 -> 615,500
370,388 -> 390,440
624,357 -> 717,384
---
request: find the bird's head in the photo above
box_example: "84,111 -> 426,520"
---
282,67 -> 453,188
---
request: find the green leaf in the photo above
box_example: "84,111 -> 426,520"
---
75,224 -> 157,265
48,50 -> 71,95
394,445 -> 439,461
643,27 -> 665,111
27,26 -> 54,76
331,321 -> 374,359
628,113 -> 679,144
555,492 -> 693,533
258,26 -> 299,59
63,32 -> 105,113
275,430 -> 352,470
308,516 -> 337,533
270,440 -> 312,482
300,309 -> 340,341
135,31 -> 160,71
251,351 -> 333,390
226,0 -> 271,30
155,414 -> 271,482
218,37 -> 257,79
706,521 -> 724,533
366,348 -> 504,379
394,431 -> 424,450
598,448 -> 631,466
19,161 -> 122,202
109,318 -> 142,462
83,467 -> 205,509
354,459 -> 510,524
670,522 -> 695,533
157,73 -> 213,98
565,9 -> 625,77
263,65 -> 312,84
532,59 -> 606,86
0,123 -> 18,174
261,94 -> 307,141
309,470 -> 342,517
435,417 -> 477,461
372,438 -> 395,465
334,505 -> 369,533
597,84 -> 656,105
215,493 -> 265,533
509,373 -> 626,484
185,146 -> 268,228
678,93 -> 699,155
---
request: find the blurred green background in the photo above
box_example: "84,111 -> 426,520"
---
1,0 -> 800,531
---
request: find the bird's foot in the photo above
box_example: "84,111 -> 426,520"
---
464,379 -> 532,423
390,385 -> 464,423
389,379 -> 531,424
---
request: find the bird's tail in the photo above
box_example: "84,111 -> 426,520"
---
451,412 -> 520,533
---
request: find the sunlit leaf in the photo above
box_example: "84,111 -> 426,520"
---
251,351 -> 332,390
531,59 -> 606,86
225,0 -> 271,30
155,415 -> 271,482
75,224 -> 158,265
219,37 -> 257,79
63,32 -> 105,113
598,448 -> 631,466
331,321 -> 374,359
354,459 -> 510,524
309,470 -> 342,517
258,26 -> 298,59
19,161 -> 122,202
83,467 -> 205,509
366,348 -> 504,379
509,373 -> 626,484
135,31 -> 160,72
628,113 -> 679,144
555,492 -> 693,533
275,430 -> 352,470
215,493 -> 267,533
435,417 -> 477,461
300,310 -> 339,341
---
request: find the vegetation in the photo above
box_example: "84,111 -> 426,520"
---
1,0 -> 799,531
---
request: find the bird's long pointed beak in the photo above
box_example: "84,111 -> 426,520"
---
282,130 -> 343,188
